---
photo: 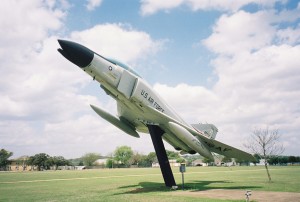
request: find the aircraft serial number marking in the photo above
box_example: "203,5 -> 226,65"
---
141,90 -> 165,113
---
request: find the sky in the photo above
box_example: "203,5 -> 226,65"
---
1,0 -> 300,159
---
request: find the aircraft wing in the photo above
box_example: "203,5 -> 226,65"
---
140,104 -> 255,161
197,138 -> 256,161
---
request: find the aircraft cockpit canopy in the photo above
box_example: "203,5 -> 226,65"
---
107,58 -> 141,78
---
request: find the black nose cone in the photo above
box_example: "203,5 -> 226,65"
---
57,39 -> 94,68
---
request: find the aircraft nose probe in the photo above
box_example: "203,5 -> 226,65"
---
57,39 -> 94,68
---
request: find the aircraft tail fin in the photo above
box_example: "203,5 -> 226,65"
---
191,123 -> 218,139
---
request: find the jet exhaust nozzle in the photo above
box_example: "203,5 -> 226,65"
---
57,39 -> 94,68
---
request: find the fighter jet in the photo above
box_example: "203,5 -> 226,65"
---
57,39 -> 254,187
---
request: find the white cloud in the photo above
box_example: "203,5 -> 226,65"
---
187,0 -> 277,12
276,27 -> 300,45
0,1 -> 78,154
203,8 -> 300,55
0,36 -> 90,121
2,0 -> 299,159
70,23 -> 164,63
140,0 -> 282,16
86,0 -> 102,11
140,0 -> 184,16
0,1 -> 165,158
42,113 -> 156,158
203,10 -> 275,55
0,0 -> 65,56
0,0 -> 71,119
152,8 -> 300,155
153,83 -> 218,122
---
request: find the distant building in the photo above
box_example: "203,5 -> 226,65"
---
7,156 -> 33,171
75,166 -> 86,170
190,156 -> 223,166
152,159 -> 180,168
250,159 -> 267,166
56,166 -> 76,170
192,159 -> 207,166
94,158 -> 108,166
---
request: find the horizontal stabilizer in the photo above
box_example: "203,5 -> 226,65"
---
90,104 -> 139,138
201,138 -> 255,161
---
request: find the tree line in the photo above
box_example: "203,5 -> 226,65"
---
1,146 -> 299,171
0,146 -> 186,171
79,146 -> 186,168
268,155 -> 300,165
0,149 -> 71,171
27,153 -> 70,171
0,149 -> 13,170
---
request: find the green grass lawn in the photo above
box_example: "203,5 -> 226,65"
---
0,166 -> 299,201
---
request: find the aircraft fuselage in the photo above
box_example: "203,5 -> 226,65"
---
57,39 -> 255,188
